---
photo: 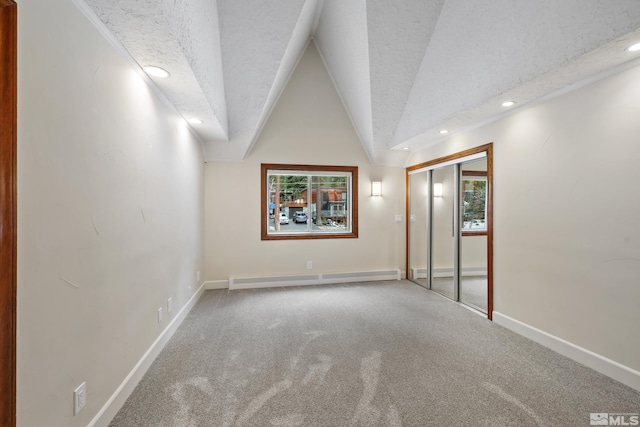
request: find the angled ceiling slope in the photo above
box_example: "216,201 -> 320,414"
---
81,0 -> 640,166
84,0 -> 229,142
392,0 -> 640,151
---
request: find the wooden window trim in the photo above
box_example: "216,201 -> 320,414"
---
462,170 -> 487,177
261,164 -> 358,240
462,231 -> 488,237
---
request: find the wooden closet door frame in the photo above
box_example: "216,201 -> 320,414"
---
406,143 -> 493,319
0,0 -> 17,425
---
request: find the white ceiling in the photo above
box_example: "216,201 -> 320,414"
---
82,0 -> 640,166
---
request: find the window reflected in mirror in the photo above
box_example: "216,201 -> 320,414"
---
461,175 -> 487,233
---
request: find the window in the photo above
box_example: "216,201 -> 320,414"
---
461,173 -> 487,233
261,164 -> 358,240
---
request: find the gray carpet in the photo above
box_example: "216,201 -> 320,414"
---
110,281 -> 640,426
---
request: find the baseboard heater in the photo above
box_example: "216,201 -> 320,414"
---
229,269 -> 401,290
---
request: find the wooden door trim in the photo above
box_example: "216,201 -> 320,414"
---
0,0 -> 18,425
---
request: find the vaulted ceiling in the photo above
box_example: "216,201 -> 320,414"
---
82,0 -> 640,166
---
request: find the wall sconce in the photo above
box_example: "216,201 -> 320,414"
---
371,181 -> 382,196
433,183 -> 443,197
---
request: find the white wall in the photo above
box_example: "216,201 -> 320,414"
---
204,42 -> 405,282
18,1 -> 204,426
407,63 -> 640,373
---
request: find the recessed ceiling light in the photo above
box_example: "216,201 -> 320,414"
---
501,101 -> 515,107
188,118 -> 203,124
143,65 -> 170,78
627,42 -> 640,52
402,147 -> 410,151
439,129 -> 449,134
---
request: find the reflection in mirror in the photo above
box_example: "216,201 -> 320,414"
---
408,171 -> 428,288
462,175 -> 487,232
431,165 -> 456,300
460,159 -> 488,312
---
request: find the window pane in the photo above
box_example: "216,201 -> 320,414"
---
267,174 -> 308,234
311,175 -> 349,231
262,164 -> 357,240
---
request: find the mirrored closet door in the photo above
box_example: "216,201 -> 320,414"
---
408,170 -> 429,288
406,144 -> 493,318
460,158 -> 488,312
431,164 -> 457,300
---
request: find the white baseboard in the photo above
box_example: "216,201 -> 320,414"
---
204,280 -> 229,290
493,311 -> 640,392
89,283 -> 206,427
229,269 -> 401,290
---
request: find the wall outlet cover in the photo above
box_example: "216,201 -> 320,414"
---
74,382 -> 86,415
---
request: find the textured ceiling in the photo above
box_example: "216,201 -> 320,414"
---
81,0 -> 640,165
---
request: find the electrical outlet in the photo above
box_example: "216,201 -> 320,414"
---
306,261 -> 312,270
197,271 -> 200,282
157,307 -> 162,323
167,297 -> 172,314
74,382 -> 86,415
